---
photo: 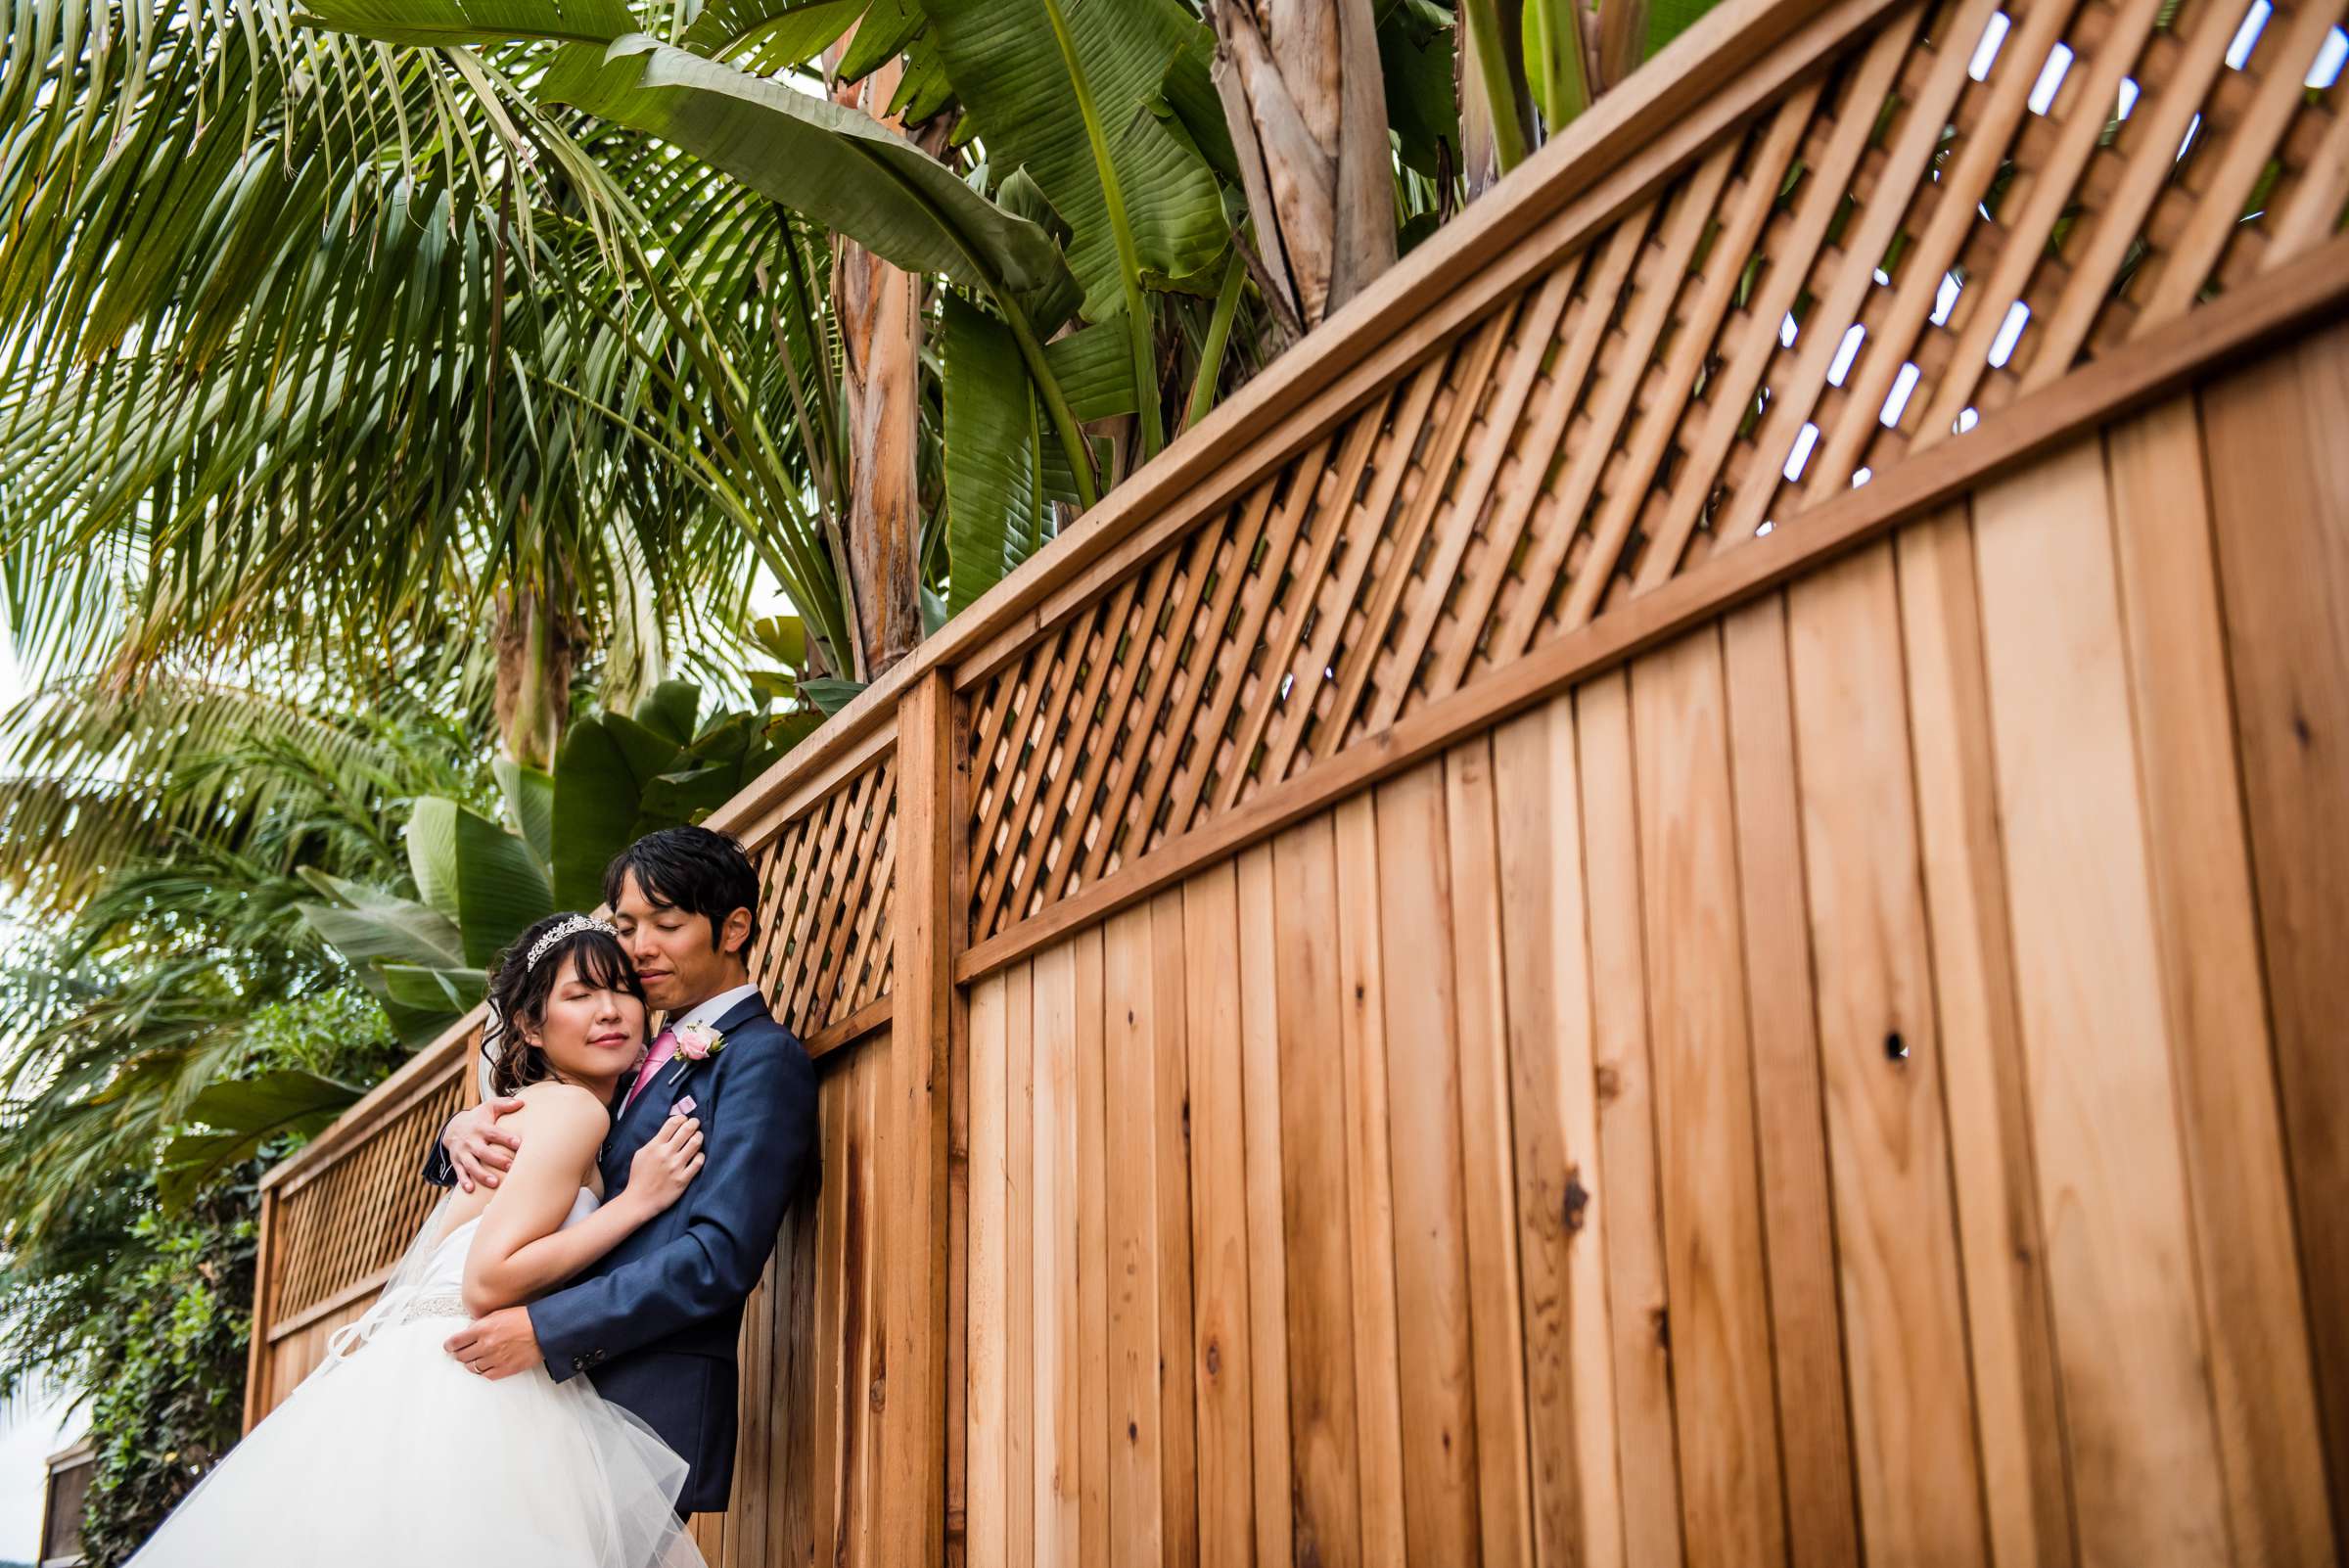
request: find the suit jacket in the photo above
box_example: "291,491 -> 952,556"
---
420,991 -> 817,1514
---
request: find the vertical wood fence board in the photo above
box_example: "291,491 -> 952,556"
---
1894,503 -> 2079,1568
1149,890 -> 1200,1568
885,673 -> 953,1565
1372,761 -> 1485,1564
1629,630 -> 1788,1568
967,973 -> 1008,1568
1573,671 -> 1686,1568
1234,843 -> 1298,1568
1102,904 -> 1166,1566
1784,543 -> 1990,1564
1076,929 -> 1108,1568
1331,794 -> 1409,1568
1030,938 -> 1082,1567
1491,696 -> 1625,1568
1268,815 -> 1366,1566
1178,862 -> 1256,1568
1717,594 -> 1865,1568
2106,394 -> 2335,1565
1005,964 -> 1037,1568
2201,322 -> 2349,1542
1971,437 -> 2232,1565
1441,737 -> 1540,1564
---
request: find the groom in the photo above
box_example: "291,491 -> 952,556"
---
418,824 -> 817,1521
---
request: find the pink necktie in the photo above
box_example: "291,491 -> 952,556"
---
622,1027 -> 680,1114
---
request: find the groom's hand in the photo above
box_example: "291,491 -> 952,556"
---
442,1096 -> 527,1193
444,1306 -> 540,1380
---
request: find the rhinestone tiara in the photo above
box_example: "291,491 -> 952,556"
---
525,913 -> 615,971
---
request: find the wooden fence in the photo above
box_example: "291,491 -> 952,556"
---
247,0 -> 2349,1557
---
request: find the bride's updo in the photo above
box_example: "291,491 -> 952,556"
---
484,913 -> 649,1098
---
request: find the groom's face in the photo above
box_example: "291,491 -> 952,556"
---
611,869 -> 747,1014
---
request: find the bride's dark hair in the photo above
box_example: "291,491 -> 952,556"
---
484,914 -> 648,1098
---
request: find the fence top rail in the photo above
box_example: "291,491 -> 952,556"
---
701,0 -> 1851,840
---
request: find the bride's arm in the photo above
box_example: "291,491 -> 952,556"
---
460,1090 -> 663,1315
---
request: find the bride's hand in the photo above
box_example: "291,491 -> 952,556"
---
625,1113 -> 705,1217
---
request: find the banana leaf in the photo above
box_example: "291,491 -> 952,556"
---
379,963 -> 493,1013
944,294 -> 1048,614
452,806 -> 556,967
632,678 -> 703,749
1147,24 -> 1236,184
160,1069 -> 364,1210
1044,311 -> 1139,420
292,0 -> 640,47
916,0 -> 1227,320
1383,0 -> 1462,175
539,35 -> 1079,307
296,869 -> 468,973
679,0 -> 861,69
493,758 -> 557,868
404,797 -> 463,925
552,707 -> 686,909
834,0 -> 924,81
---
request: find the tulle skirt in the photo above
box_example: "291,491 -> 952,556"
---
124,1312 -> 706,1568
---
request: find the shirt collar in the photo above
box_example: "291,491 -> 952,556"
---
669,982 -> 762,1035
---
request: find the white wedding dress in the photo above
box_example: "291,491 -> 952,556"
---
126,1186 -> 706,1568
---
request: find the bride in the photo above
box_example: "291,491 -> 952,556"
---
126,914 -> 712,1568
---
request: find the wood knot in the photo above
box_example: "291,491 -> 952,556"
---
1563,1167 -> 1590,1234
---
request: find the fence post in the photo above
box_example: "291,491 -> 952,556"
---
243,1186 -> 279,1432
883,668 -> 958,1563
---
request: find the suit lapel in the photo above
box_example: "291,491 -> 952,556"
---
610,991 -> 773,1149
650,992 -> 770,1105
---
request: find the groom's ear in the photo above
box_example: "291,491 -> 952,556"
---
718,905 -> 754,960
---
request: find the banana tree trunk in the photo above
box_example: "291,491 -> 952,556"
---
830,42 -> 925,681
492,577 -> 577,769
1208,0 -> 1395,329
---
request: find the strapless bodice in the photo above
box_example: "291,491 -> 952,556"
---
419,1186 -> 600,1291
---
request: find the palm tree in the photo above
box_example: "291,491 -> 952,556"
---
0,664 -> 485,1243
0,0 -> 852,759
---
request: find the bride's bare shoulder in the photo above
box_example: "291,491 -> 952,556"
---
508,1080 -> 612,1136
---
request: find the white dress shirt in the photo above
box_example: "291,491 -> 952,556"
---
666,982 -> 761,1036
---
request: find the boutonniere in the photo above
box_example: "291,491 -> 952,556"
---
663,1021 -> 726,1084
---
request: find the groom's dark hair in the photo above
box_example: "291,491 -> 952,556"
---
604,825 -> 762,957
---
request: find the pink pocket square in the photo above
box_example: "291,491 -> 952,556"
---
673,1094 -> 698,1116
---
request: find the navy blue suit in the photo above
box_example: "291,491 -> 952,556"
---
420,992 -> 816,1515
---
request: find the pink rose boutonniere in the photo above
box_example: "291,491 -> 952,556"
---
664,1021 -> 726,1084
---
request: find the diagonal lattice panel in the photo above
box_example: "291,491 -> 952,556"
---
958,0 -> 2347,949
747,750 -> 897,1038
268,1056 -> 472,1325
